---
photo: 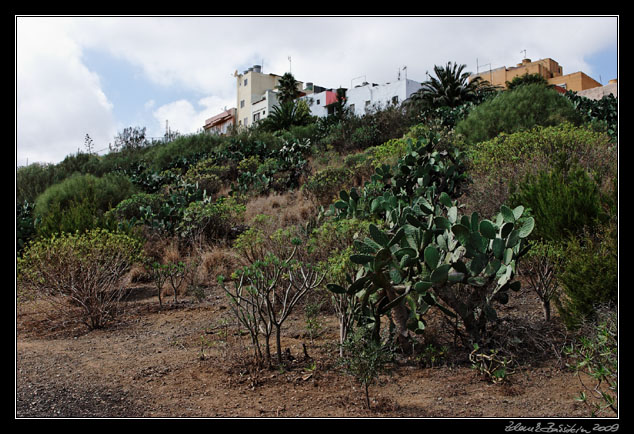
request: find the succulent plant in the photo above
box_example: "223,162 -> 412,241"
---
326,131 -> 534,346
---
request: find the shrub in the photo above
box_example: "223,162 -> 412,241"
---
508,165 -> 605,242
456,84 -> 582,145
220,251 -> 325,367
34,173 -> 137,238
555,223 -> 617,329
105,192 -> 163,223
338,326 -> 394,410
183,157 -> 231,194
564,306 -> 618,416
564,91 -> 618,142
17,200 -> 40,255
464,123 -> 616,218
176,196 -> 246,246
17,229 -> 143,329
16,162 -> 57,205
301,166 -> 354,206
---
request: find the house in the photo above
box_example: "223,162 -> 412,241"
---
203,108 -> 236,135
235,64 -> 304,128
469,57 -> 603,93
300,88 -> 340,117
344,79 -> 422,117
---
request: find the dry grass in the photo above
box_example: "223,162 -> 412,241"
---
244,191 -> 317,228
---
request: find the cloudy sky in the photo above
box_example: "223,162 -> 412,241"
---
15,15 -> 618,167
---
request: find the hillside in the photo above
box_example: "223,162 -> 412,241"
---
16,78 -> 618,419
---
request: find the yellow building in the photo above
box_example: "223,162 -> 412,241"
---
235,65 -> 303,129
470,57 -> 602,93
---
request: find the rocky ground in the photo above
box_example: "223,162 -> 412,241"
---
15,283 -> 615,420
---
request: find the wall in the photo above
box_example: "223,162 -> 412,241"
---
577,80 -> 618,100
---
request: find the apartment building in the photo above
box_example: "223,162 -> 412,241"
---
469,57 -> 603,92
344,79 -> 422,117
236,64 -> 304,128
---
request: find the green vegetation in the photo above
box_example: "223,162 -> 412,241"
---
456,83 -> 582,145
16,60 -> 617,416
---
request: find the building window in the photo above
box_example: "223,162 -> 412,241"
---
240,100 -> 245,108
316,99 -> 320,105
253,113 -> 260,122
244,78 -> 248,86
244,118 -> 248,126
392,96 -> 399,105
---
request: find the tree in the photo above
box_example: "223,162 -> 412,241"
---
276,72 -> 301,105
410,61 -> 497,110
110,126 -> 149,152
261,100 -> 312,132
505,73 -> 552,90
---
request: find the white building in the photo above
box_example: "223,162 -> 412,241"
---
345,79 -> 422,116
300,88 -> 339,117
251,89 -> 279,124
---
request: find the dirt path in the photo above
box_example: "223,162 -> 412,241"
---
15,285 -> 602,418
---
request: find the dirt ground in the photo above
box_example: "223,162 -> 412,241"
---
15,282 -> 615,420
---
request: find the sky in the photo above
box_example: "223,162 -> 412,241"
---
15,15 -> 619,167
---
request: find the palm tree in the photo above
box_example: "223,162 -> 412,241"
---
276,72 -> 301,105
261,100 -> 311,132
410,61 -> 497,109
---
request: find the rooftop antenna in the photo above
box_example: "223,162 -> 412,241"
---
476,58 -> 491,74
521,49 -> 527,59
288,56 -> 292,73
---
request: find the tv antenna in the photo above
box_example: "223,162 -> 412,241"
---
520,49 -> 527,59
476,58 -> 491,74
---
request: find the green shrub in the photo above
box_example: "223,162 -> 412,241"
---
338,326 -> 394,410
464,123 -> 616,218
146,132 -> 223,172
456,84 -> 582,145
301,166 -> 354,205
34,173 -> 137,237
105,192 -> 163,223
176,196 -> 246,245
508,165 -> 605,242
183,157 -> 232,195
17,201 -> 39,254
16,163 -> 57,205
555,223 -> 618,329
564,306 -> 618,416
564,91 -> 618,142
17,229 -> 143,329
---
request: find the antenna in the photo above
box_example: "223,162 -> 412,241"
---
521,49 -> 527,59
477,59 -> 491,74
288,56 -> 292,73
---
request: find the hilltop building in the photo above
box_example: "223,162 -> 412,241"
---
469,57 -> 605,93
203,107 -> 236,135
235,64 -> 306,128
343,78 -> 422,116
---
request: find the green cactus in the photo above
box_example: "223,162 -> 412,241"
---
326,130 -> 533,347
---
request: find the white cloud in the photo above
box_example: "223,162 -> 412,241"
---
16,16 -> 618,166
16,17 -> 117,166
